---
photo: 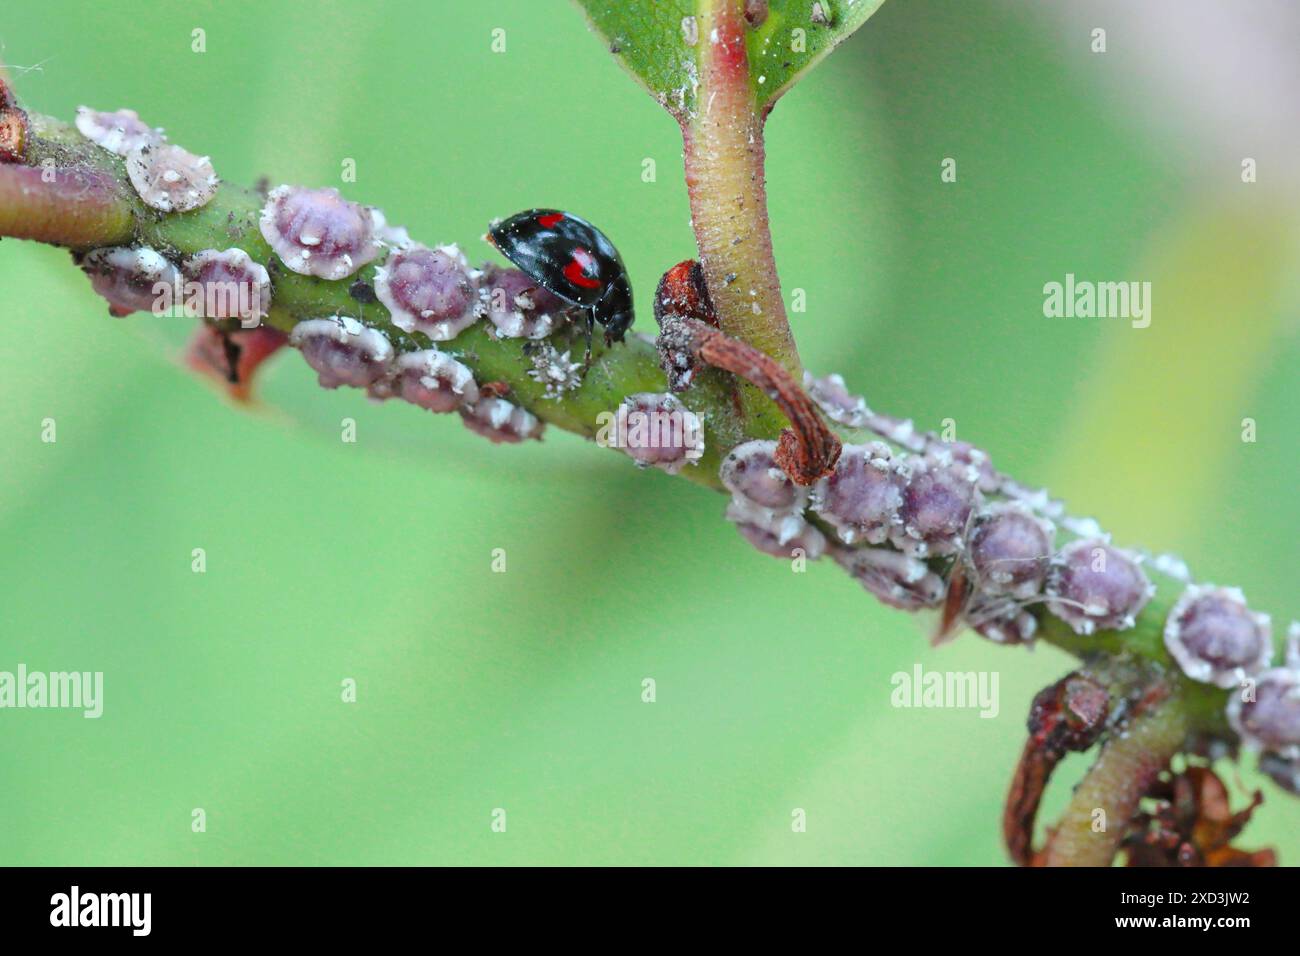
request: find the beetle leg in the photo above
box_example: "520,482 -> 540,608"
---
582,310 -> 595,368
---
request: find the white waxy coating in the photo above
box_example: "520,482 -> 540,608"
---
967,501 -> 1055,599
289,316 -> 394,389
126,143 -> 218,212
80,246 -> 180,316
259,185 -> 383,280
720,439 -> 807,513
727,501 -> 827,560
374,244 -> 479,341
831,546 -> 945,611
75,107 -> 163,156
1163,584 -> 1272,688
375,350 -> 479,413
181,248 -> 271,323
1045,538 -> 1154,635
480,267 -> 568,340
1227,667 -> 1300,759
460,397 -> 543,443
612,393 -> 704,474
811,442 -> 905,546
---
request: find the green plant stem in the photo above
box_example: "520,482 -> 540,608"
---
0,108 -> 1239,745
681,0 -> 800,433
0,163 -> 133,248
1040,695 -> 1191,866
6,111 -> 750,490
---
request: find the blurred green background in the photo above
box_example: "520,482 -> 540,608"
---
1,0 -> 1297,865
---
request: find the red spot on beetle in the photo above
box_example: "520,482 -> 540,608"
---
537,212 -> 564,228
563,248 -> 602,289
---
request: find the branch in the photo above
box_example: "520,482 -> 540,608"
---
656,312 -> 840,483
1041,692 -> 1191,866
0,163 -> 134,248
0,81 -> 134,248
681,0 -> 801,432
1003,671 -> 1111,866
2,76 -> 1294,867
0,103 -> 1261,710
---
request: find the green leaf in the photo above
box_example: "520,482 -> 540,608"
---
572,0 -> 699,115
572,0 -> 887,116
748,0 -> 888,110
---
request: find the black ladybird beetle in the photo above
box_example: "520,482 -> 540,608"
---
487,209 -> 634,350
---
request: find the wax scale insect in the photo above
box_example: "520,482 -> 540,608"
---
487,209 -> 633,359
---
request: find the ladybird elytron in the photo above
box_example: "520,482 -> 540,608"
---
487,209 -> 633,349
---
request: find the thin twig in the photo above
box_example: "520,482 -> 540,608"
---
1041,691 -> 1190,866
657,313 -> 840,483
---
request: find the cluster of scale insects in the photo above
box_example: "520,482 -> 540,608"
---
721,370 -> 1299,799
71,108 -> 610,443
70,108 -> 1300,797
